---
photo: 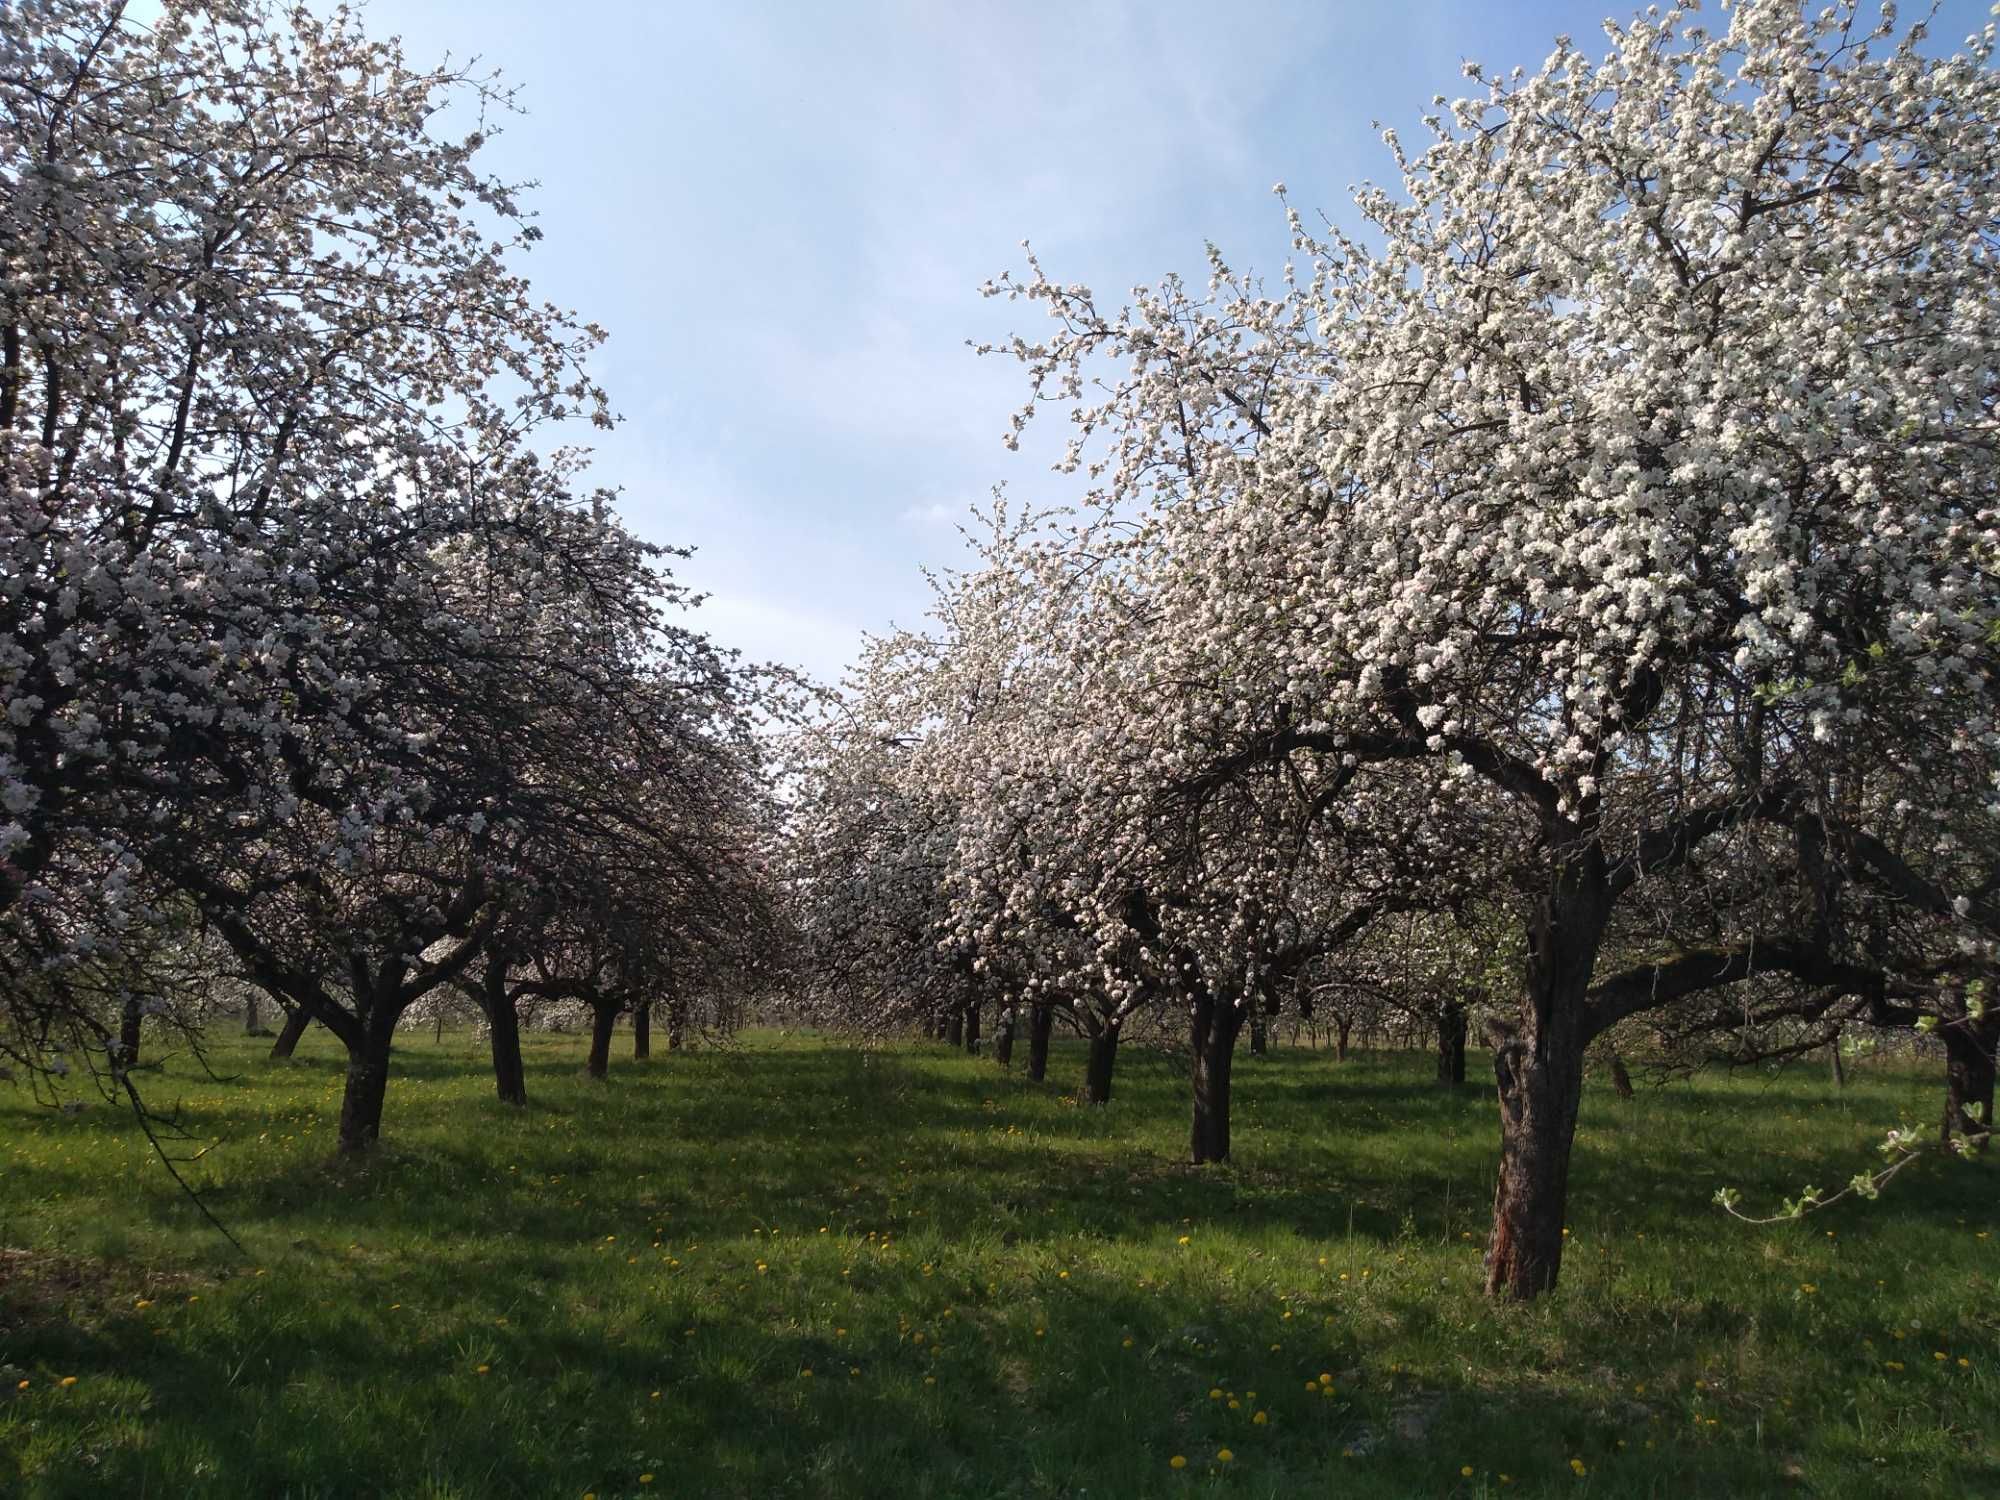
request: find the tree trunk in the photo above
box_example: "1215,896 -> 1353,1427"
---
1941,1013 -> 1996,1154
1027,1004 -> 1053,1082
480,965 -> 526,1107
1828,1033 -> 1846,1089
118,995 -> 143,1069
1484,866 -> 1607,1300
945,1007 -> 963,1048
1084,1028 -> 1119,1105
587,1003 -> 617,1080
1436,998 -> 1467,1087
667,1000 -> 686,1052
1249,1009 -> 1268,1057
336,1032 -> 393,1154
1609,1053 -> 1634,1100
963,997 -> 981,1054
243,989 -> 263,1035
1190,994 -> 1247,1163
633,999 -> 652,1060
994,1006 -> 1016,1067
270,1004 -> 310,1060
1335,1015 -> 1352,1062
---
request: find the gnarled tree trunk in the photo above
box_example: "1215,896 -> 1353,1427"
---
587,1002 -> 617,1080
1027,1004 -> 1053,1081
336,1004 -> 398,1160
478,961 -> 526,1107
269,1003 -> 310,1060
1190,993 -> 1247,1163
1484,864 -> 1608,1300
994,1005 -> 1016,1067
1084,1027 -> 1119,1104
633,998 -> 652,1060
1335,1014 -> 1352,1061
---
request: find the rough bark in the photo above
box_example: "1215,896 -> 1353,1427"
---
269,1004 -> 310,1060
1249,1009 -> 1268,1057
1084,1028 -> 1119,1104
1436,998 -> 1467,1087
964,998 -> 981,1054
587,1003 -> 617,1080
243,989 -> 266,1036
945,1007 -> 964,1048
633,999 -> 652,1060
1190,994 -> 1248,1163
336,1030 -> 393,1154
994,1006 -> 1016,1067
1484,862 -> 1607,1300
1027,1004 -> 1053,1082
479,962 -> 526,1107
1828,1032 -> 1846,1089
1941,1013 -> 1996,1153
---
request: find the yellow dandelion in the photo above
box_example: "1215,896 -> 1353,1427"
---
801,1368 -> 813,1378
1462,1465 -> 1475,1477
1253,1411 -> 1268,1425
1209,1387 -> 1223,1399
1122,1337 -> 1135,1348
639,1475 -> 654,1485
14,1380 -> 27,1391
1570,1458 -> 1587,1476
1217,1448 -> 1234,1463
1227,1398 -> 1240,1410
475,1365 -> 490,1375
1169,1455 -> 1187,1469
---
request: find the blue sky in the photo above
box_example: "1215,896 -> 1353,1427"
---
370,0 -> 1992,683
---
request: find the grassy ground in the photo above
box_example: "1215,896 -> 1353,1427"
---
0,1028 -> 1993,1499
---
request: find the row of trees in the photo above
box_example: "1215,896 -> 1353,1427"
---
788,0 -> 2000,1299
0,1 -> 783,1150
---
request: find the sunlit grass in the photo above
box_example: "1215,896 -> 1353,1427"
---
0,1029 -> 1992,1497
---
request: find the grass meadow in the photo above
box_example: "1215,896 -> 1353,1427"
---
0,1028 -> 1993,1498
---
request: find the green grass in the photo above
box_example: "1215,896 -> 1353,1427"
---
0,1029 -> 1993,1499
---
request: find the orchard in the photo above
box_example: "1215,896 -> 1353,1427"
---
2,1 -> 1995,1495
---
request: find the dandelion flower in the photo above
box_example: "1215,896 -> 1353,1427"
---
1169,1455 -> 1187,1469
1570,1458 -> 1587,1476
476,1365 -> 490,1375
1462,1465 -> 1475,1477
1253,1411 -> 1268,1425
1217,1448 -> 1234,1462
1209,1388 -> 1223,1400
639,1475 -> 654,1486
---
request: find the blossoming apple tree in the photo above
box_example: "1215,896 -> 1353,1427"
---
978,0 -> 2000,1297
